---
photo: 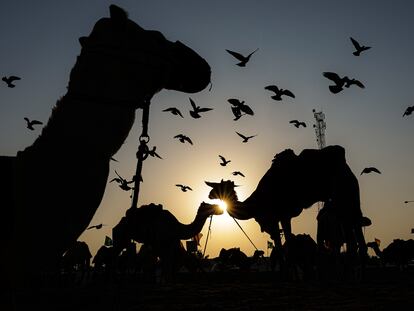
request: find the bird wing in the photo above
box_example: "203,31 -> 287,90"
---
197,107 -> 213,113
246,48 -> 259,59
228,98 -> 242,107
31,120 -> 43,125
289,120 -> 299,124
226,49 -> 245,61
239,104 -> 254,115
176,184 -> 184,188
352,79 -> 365,88
185,136 -> 193,145
231,106 -> 242,116
154,152 -> 163,159
189,97 -> 197,110
350,37 -> 361,50
371,167 -> 381,174
187,186 -> 193,191
174,134 -> 183,139
109,178 -> 121,183
264,85 -> 279,93
219,155 -> 226,162
9,76 -> 21,81
247,135 -> 257,139
163,107 -> 175,112
236,131 -> 247,140
282,89 -> 295,98
24,117 -> 30,123
300,122 -> 307,127
323,72 -> 341,83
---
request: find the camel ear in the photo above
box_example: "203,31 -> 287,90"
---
79,36 -> 88,48
205,181 -> 217,188
109,4 -> 128,23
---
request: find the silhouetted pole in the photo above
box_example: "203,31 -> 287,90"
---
202,216 -> 213,257
131,101 -> 150,209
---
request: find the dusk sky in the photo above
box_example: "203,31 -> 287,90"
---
1,0 -> 413,258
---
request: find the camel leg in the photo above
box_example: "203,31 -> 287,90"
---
280,219 -> 294,280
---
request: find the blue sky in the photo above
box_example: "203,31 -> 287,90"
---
1,0 -> 414,257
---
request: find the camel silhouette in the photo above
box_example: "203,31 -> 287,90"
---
217,248 -> 264,271
367,238 -> 414,270
277,233 -> 318,281
1,4 -> 210,286
112,202 -> 222,282
316,200 -> 372,280
206,145 -> 369,273
60,241 -> 92,283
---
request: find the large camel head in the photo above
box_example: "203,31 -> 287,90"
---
68,5 -> 211,108
205,179 -> 246,215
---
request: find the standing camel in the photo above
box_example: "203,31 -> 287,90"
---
1,4 -> 210,285
206,145 -> 369,271
112,202 -> 222,282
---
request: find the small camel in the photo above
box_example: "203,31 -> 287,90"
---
112,202 -> 222,282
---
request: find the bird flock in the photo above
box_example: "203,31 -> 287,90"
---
3,35 -> 411,199
107,36 -> 411,195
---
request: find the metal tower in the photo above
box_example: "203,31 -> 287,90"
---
313,109 -> 326,213
313,109 -> 326,149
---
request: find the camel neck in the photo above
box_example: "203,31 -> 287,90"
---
24,95 -> 136,160
178,210 -> 212,241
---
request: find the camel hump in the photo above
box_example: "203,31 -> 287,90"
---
322,145 -> 346,161
272,148 -> 296,164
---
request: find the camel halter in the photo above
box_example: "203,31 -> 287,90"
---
131,100 -> 151,209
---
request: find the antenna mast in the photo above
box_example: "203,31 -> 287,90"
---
313,109 -> 326,149
313,109 -> 326,212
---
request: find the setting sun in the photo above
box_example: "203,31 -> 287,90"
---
217,199 -> 228,212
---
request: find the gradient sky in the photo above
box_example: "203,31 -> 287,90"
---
1,0 -> 413,259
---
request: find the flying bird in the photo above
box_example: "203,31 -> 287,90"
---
264,85 -> 295,101
322,72 -> 365,94
176,184 -> 192,192
360,167 -> 381,175
87,224 -> 107,230
147,146 -> 162,159
227,98 -> 254,120
232,171 -> 245,177
225,48 -> 259,67
162,107 -> 183,118
219,155 -> 231,166
403,105 -> 414,117
236,131 -> 257,143
109,170 -> 135,191
289,120 -> 307,128
2,75 -> 21,88
24,117 -> 43,130
350,37 -> 371,56
189,97 -> 213,119
174,134 -> 193,145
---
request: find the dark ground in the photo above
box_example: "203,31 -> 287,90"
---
2,266 -> 413,311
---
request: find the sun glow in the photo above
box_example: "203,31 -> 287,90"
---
206,199 -> 228,214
